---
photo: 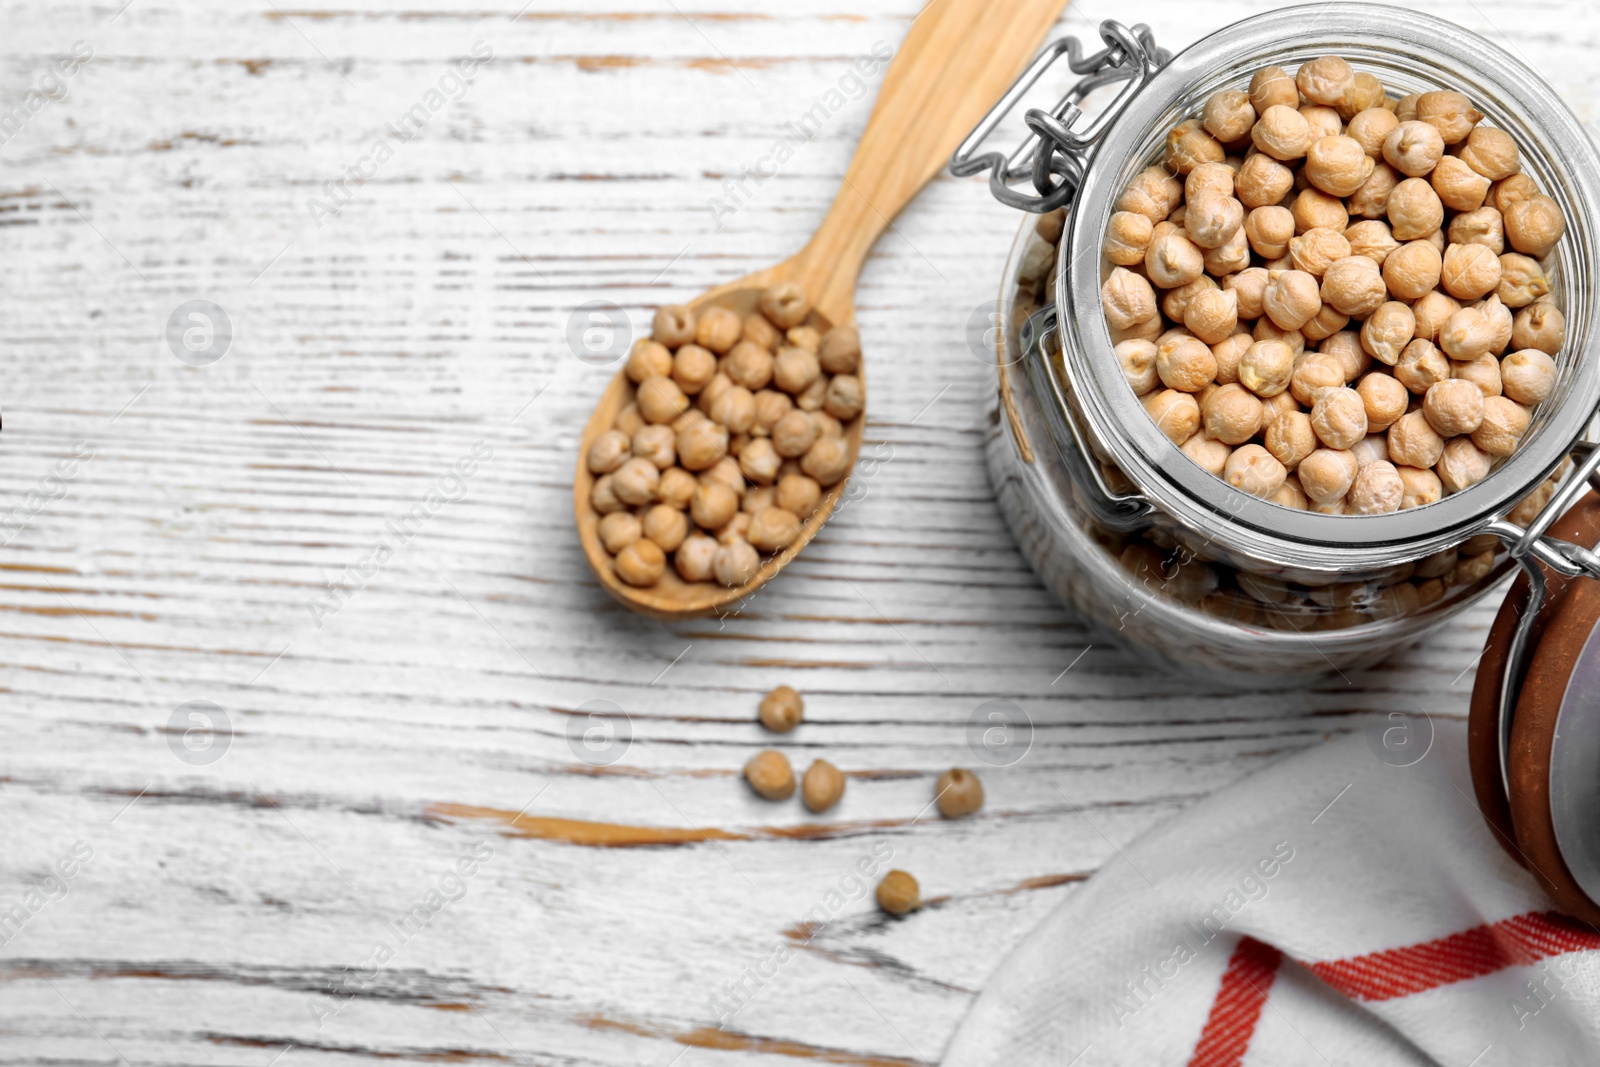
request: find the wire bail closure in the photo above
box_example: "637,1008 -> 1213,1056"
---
950,21 -> 1169,214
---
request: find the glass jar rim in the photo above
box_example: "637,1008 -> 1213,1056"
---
1060,3 -> 1600,569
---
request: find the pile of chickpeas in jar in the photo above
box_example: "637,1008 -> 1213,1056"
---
584,284 -> 863,589
1100,56 -> 1567,516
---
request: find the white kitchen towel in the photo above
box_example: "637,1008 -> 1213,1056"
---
942,718 -> 1600,1067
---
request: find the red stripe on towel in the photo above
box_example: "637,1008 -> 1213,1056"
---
1187,936 -> 1281,1067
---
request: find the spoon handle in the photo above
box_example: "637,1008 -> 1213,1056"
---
796,0 -> 1072,318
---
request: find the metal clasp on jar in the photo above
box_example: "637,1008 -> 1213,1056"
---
949,21 -> 1169,214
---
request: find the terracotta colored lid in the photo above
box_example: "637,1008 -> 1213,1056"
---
1469,491 -> 1600,926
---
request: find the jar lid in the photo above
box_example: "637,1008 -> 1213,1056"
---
1470,491 -> 1600,925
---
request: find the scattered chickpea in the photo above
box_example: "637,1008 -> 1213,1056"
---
876,870 -> 920,915
1263,270 -> 1322,330
1202,383 -> 1264,445
745,749 -> 795,800
772,345 -> 821,395
758,684 -> 804,732
1117,166 -> 1184,224
643,505 -> 689,553
1290,351 -> 1346,406
1438,307 -> 1497,361
747,507 -> 801,553
935,768 -> 984,818
653,305 -> 697,348
658,467 -> 697,509
1117,339 -> 1160,395
801,760 -> 845,814
695,305 -> 743,354
1411,291 -> 1461,343
1454,353 -> 1503,399
1144,232 -> 1206,289
1422,378 -> 1486,438
1292,188 -> 1350,233
1359,301 -> 1415,365
1381,240 -> 1442,301
1300,105 -> 1343,141
776,472 -> 821,518
1185,288 -> 1239,345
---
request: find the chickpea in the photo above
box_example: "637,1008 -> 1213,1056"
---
1387,178 -> 1444,241
1381,240 -> 1442,301
652,305 -> 697,348
689,482 -> 739,531
1395,337 -> 1451,394
1397,465 -> 1443,509
1117,166 -> 1184,224
1345,219 -> 1400,264
639,376 -> 692,426
822,376 -> 863,423
588,428 -> 633,475
1166,119 -> 1225,174
1156,335 -> 1217,393
1198,383 -> 1261,445
1301,304 -> 1351,343
1357,371 -> 1409,432
1349,434 -> 1390,473
1382,120 -> 1445,178
1203,226 -> 1251,276
1252,104 -> 1312,161
1308,387 -> 1367,450
591,474 -> 624,515
1450,547 -> 1498,586
1341,72 -> 1386,119
1265,410 -> 1317,469
1416,90 -> 1482,144
1249,65 -> 1299,112
1501,348 -> 1557,405
672,531 -> 718,582
668,343 -> 716,396
745,749 -> 795,799
599,510 -> 644,555
1429,155 -> 1491,214
697,372 -> 733,416
1503,194 -> 1566,259
638,505 -> 686,554
614,538 -> 666,587
1289,227 -> 1352,277
1496,254 -> 1550,309
1235,153 -> 1294,208
1181,432 -> 1231,475
1240,206 -> 1290,259
1512,302 -> 1564,354
626,339 -> 674,385
1196,88 -> 1253,144
1187,161 -> 1237,201
1460,126 -> 1520,181
1239,339 -> 1295,398
1296,56 -> 1354,106
1321,256 -> 1387,317
1439,307 -> 1499,361
751,684 -> 806,734
771,409 -> 820,459
1436,437 -> 1493,493
603,459 -> 655,510
1184,289 -> 1239,345
1348,460 -> 1404,514
1412,290 -> 1460,343
1268,479 -> 1311,510
723,340 -> 773,391
801,435 -> 851,486
876,870 -> 920,915
1347,107 -> 1399,158
1440,243 -> 1503,302
1225,268 -> 1270,321
1300,105 -> 1343,141
758,284 -> 811,330
615,404 -> 646,439
1469,395 -> 1530,457
713,539 -> 761,587
1144,232 -> 1205,289
752,389 -> 792,433
817,326 -> 861,377
1104,211 -> 1155,265
658,467 -> 697,509
783,327 -> 820,356
1388,410 -> 1446,468
1144,389 -> 1201,444
1421,379 -> 1485,438
798,759 -> 845,814
1037,207 -> 1067,244
777,472 -> 821,518
1263,270 -> 1322,331
1298,448 -> 1359,504
748,506 -> 802,553
1182,189 -> 1244,250
1111,317 -> 1164,346
1454,353 -> 1503,398
1446,207 -> 1505,255
693,305 -> 742,354
677,420 -> 730,473
714,384 -> 761,435
1306,135 -> 1375,197
737,437 -> 780,486
1393,93 -> 1421,122
1348,163 -> 1400,220
1359,301 -> 1415,367
1211,334 -> 1254,387
1291,188 -> 1349,233
1224,444 -> 1287,498
1102,340 -> 1156,399
768,345 -> 818,396
1490,173 -> 1539,215
632,424 -> 677,470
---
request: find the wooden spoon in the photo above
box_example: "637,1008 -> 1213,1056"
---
577,0 -> 1070,619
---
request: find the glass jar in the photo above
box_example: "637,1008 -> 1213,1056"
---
961,5 -> 1600,683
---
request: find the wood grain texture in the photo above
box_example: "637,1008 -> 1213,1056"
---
2,1 -> 1596,1064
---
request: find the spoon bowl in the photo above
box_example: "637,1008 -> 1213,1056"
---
575,0 -> 1071,620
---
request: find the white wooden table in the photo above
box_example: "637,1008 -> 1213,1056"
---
3,1 -> 1595,1063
